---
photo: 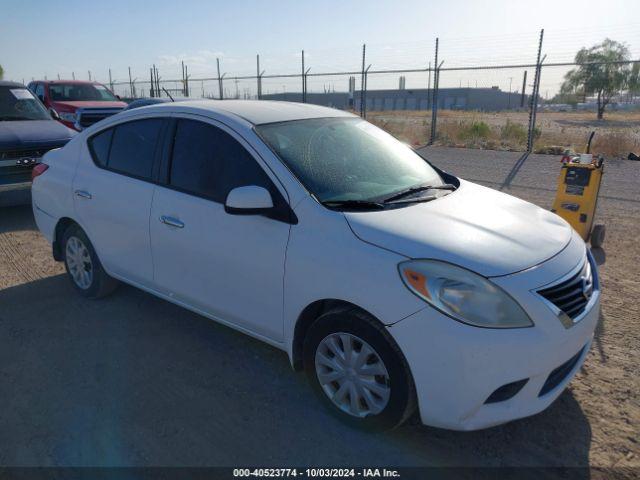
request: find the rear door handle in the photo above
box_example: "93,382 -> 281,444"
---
160,215 -> 184,228
75,190 -> 92,199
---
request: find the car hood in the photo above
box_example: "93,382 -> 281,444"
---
0,120 -> 75,149
51,100 -> 127,110
344,180 -> 572,277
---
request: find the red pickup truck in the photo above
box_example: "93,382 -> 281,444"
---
27,80 -> 127,131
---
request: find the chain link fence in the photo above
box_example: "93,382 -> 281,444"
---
39,28 -> 640,161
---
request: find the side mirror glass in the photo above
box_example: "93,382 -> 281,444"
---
225,186 -> 273,215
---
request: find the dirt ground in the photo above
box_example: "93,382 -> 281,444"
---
368,110 -> 640,158
0,147 -> 638,475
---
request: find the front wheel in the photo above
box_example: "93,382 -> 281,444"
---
62,224 -> 118,299
303,308 -> 416,430
590,224 -> 605,248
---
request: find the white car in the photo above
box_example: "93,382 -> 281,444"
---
31,100 -> 600,431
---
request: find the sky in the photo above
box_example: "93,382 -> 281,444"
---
2,0 -> 639,98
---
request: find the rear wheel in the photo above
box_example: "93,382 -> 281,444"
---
303,307 -> 416,430
62,224 -> 118,299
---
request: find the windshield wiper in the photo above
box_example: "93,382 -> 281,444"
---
383,183 -> 456,203
322,199 -> 386,211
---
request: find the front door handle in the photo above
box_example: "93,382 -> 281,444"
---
75,190 -> 92,199
160,215 -> 184,228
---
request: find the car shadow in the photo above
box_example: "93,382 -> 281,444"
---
591,247 -> 606,266
0,274 -> 592,470
0,205 -> 37,234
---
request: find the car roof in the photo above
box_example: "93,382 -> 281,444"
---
33,80 -> 104,85
140,99 -> 356,125
0,81 -> 26,88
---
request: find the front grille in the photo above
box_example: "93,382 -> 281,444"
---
537,258 -> 593,320
0,146 -> 56,161
78,109 -> 122,128
539,346 -> 585,396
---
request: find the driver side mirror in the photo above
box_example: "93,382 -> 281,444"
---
49,108 -> 59,120
225,186 -> 274,215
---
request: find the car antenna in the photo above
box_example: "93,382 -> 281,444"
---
161,87 -> 175,102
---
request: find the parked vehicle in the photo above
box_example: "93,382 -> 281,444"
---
123,97 -> 171,110
31,101 -> 600,431
27,80 -> 126,132
0,81 -> 75,206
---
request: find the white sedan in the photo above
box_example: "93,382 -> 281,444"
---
31,100 -> 600,431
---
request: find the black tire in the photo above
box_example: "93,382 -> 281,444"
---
61,224 -> 118,299
303,306 -> 416,431
590,224 -> 605,248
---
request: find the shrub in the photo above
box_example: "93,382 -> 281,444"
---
458,121 -> 491,141
500,120 -> 527,144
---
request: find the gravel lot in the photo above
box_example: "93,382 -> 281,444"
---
0,147 -> 638,474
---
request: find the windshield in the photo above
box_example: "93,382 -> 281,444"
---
256,117 -> 444,203
49,83 -> 118,102
0,87 -> 50,121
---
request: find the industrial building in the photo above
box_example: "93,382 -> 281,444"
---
262,86 -> 527,112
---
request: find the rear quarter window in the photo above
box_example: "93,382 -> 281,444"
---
88,128 -> 113,167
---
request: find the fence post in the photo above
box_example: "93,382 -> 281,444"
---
520,70 -> 527,108
185,65 -> 189,97
427,61 -> 431,109
301,50 -> 306,103
256,55 -> 261,100
363,64 -> 371,118
429,38 -> 439,145
359,44 -> 366,117
526,29 -> 544,153
217,58 -> 223,100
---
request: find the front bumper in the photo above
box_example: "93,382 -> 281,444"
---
387,249 -> 600,431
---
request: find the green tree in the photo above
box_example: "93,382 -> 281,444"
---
0,64 -> 4,80
561,39 -> 635,119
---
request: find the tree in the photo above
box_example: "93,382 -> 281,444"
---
0,64 -> 4,80
561,39 -> 634,119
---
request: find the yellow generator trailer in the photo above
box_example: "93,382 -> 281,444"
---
552,132 -> 605,248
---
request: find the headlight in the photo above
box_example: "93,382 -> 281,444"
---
398,260 -> 533,328
57,111 -> 77,123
